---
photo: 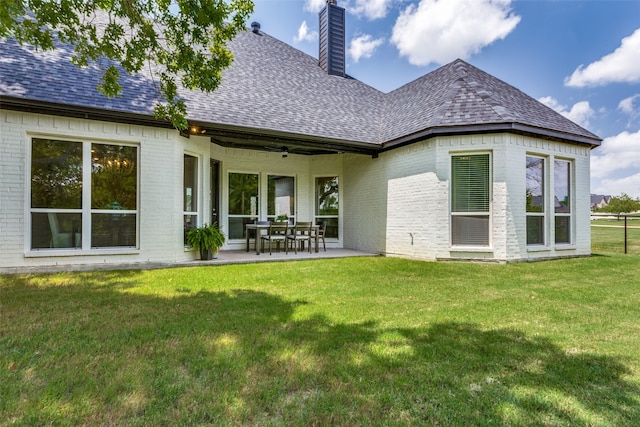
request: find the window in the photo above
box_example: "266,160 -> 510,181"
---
526,156 -> 545,245
554,160 -> 572,244
30,138 -> 138,250
451,154 -> 491,246
268,175 -> 295,223
525,156 -> 573,247
184,154 -> 198,244
315,177 -> 339,239
228,172 -> 259,239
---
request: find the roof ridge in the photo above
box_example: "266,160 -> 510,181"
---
434,78 -> 508,127
427,76 -> 464,126
452,60 -> 517,123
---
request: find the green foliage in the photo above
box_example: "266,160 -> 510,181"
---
601,193 -> 640,215
316,177 -> 339,216
0,0 -> 254,129
185,222 -> 225,251
91,144 -> 137,210
228,172 -> 258,215
30,139 -> 83,209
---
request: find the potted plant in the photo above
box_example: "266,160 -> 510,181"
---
186,222 -> 226,260
275,214 -> 289,223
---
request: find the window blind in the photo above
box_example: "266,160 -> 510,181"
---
451,154 -> 490,212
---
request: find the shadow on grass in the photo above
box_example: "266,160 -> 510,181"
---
589,253 -> 612,258
2,272 -> 639,425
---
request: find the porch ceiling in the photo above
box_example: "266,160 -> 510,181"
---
202,125 -> 382,157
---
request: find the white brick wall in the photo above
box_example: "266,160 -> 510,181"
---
0,111 -> 195,270
1,109 -> 593,270
1,111 -> 348,270
342,133 -> 592,262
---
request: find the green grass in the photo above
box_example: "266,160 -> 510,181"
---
591,221 -> 640,255
2,236 -> 640,425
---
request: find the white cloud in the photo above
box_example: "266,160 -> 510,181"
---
594,173 -> 640,199
304,0 -> 326,13
538,96 -> 564,112
591,130 -> 640,190
565,28 -> 640,87
294,21 -> 318,43
618,95 -> 640,115
538,96 -> 595,130
350,0 -> 393,20
390,0 -> 520,66
618,94 -> 640,128
348,34 -> 385,62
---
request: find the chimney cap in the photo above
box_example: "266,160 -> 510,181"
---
251,22 -> 261,34
327,0 -> 337,4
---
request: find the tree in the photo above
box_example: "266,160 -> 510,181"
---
601,193 -> 640,218
0,0 -> 254,129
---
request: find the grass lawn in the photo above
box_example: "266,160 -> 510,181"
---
591,220 -> 640,255
2,232 -> 640,425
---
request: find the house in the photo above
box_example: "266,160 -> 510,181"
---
590,194 -> 611,211
0,2 -> 601,272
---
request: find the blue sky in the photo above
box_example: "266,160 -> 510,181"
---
248,0 -> 640,199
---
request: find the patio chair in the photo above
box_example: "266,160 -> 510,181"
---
260,222 -> 288,255
312,221 -> 327,252
286,221 -> 312,254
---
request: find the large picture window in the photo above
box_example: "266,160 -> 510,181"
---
315,176 -> 339,239
526,156 -> 545,245
451,154 -> 491,246
525,156 -> 573,247
30,138 -> 138,250
268,175 -> 295,223
228,172 -> 259,239
554,160 -> 572,244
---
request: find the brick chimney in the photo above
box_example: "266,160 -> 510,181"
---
319,0 -> 345,77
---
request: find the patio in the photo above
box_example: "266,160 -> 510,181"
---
1,248 -> 379,275
192,248 -> 379,266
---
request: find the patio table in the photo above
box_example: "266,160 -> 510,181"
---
246,223 -> 319,255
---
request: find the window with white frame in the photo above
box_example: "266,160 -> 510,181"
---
30,138 -> 138,250
228,172 -> 259,239
450,153 -> 491,246
525,156 -> 573,246
526,156 -> 546,245
183,154 -> 199,244
554,159 -> 572,244
315,177 -> 339,239
267,175 -> 295,223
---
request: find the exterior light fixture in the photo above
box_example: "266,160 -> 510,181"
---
281,146 -> 288,158
180,124 -> 206,138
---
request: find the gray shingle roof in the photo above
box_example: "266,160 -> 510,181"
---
0,29 -> 601,149
381,59 -> 600,145
185,30 -> 386,144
